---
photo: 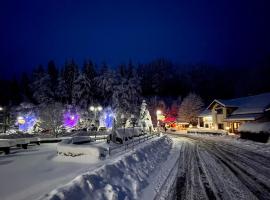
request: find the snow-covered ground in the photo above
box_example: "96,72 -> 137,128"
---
1,133 -> 269,200
0,144 -> 104,200
170,133 -> 270,200
0,135 -> 165,200
43,136 -> 176,200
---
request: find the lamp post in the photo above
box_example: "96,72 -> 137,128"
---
130,114 -> 136,149
0,106 -> 3,133
121,114 -> 126,142
156,110 -> 162,132
89,105 -> 103,131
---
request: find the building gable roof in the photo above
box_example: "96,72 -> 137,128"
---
207,92 -> 270,115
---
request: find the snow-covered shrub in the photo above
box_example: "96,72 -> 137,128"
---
239,122 -> 270,143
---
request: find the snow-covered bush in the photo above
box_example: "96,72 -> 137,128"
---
239,122 -> 270,143
239,122 -> 270,133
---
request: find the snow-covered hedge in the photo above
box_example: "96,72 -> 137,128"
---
238,122 -> 270,134
44,136 -> 172,200
238,122 -> 270,143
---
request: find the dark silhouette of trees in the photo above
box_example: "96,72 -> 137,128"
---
0,55 -> 270,111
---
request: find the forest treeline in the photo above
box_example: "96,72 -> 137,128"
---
0,56 -> 270,110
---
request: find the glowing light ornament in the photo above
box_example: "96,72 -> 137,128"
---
17,114 -> 37,132
63,112 -> 80,128
99,108 -> 115,129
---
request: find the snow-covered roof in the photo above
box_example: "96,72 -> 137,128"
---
224,114 -> 262,121
207,92 -> 270,115
198,109 -> 212,117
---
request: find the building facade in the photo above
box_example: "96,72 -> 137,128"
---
198,92 -> 270,133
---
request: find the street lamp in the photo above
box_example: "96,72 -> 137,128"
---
130,114 -> 137,149
156,110 -> 162,132
89,105 -> 103,131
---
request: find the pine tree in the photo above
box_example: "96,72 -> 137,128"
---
72,71 -> 92,108
56,74 -> 69,103
47,60 -> 58,98
178,93 -> 204,125
31,65 -> 53,104
21,73 -> 32,101
83,60 -> 96,81
95,66 -> 116,105
63,60 -> 79,103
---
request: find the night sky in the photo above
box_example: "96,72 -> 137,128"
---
0,0 -> 270,78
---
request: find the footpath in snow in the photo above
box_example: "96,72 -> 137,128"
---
43,135 -> 181,200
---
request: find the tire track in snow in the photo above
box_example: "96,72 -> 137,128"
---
173,135 -> 270,200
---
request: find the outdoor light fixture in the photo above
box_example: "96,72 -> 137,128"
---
17,116 -> 26,124
17,114 -> 37,132
103,111 -> 115,129
63,112 -> 80,128
97,106 -> 103,111
0,107 -> 3,111
90,106 -> 95,111
89,106 -> 103,112
156,110 -> 162,115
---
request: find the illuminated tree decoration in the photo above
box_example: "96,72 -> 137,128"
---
17,113 -> 37,132
99,107 -> 115,129
63,111 -> 80,128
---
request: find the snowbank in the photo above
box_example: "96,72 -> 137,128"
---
239,122 -> 270,133
187,128 -> 227,135
44,136 -> 172,200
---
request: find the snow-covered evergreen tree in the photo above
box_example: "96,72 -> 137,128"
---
31,65 -> 53,104
72,72 -> 92,108
95,67 -> 116,104
138,100 -> 153,131
178,93 -> 204,125
56,75 -> 69,103
63,60 -> 79,103
112,66 -> 142,118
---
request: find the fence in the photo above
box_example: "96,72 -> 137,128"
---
108,133 -> 159,155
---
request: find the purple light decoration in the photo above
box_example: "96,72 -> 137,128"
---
63,112 -> 80,128
17,113 -> 37,132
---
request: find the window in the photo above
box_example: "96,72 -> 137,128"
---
216,108 -> 223,114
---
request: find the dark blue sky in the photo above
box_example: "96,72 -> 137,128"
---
0,0 -> 270,78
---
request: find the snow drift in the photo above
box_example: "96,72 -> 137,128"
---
239,122 -> 270,133
43,136 -> 172,200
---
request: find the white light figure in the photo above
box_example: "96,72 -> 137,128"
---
138,100 -> 153,132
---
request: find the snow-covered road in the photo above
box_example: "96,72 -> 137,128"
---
0,144 -> 101,200
171,134 -> 270,200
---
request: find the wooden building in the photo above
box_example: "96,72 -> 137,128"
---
198,92 -> 270,133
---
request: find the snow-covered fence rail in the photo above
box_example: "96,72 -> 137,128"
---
153,152 -> 180,200
108,133 -> 159,155
187,128 -> 227,136
90,135 -> 108,141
